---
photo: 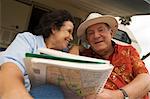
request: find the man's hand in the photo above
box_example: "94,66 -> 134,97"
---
68,38 -> 81,55
85,89 -> 123,99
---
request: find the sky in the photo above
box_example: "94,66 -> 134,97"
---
127,15 -> 150,55
126,15 -> 150,71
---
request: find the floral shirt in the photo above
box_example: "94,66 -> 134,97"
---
80,43 -> 149,99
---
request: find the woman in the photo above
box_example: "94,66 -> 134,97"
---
0,10 -> 74,99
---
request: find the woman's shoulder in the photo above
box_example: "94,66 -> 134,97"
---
15,32 -> 45,50
17,32 -> 35,38
15,32 -> 38,42
12,32 -> 38,48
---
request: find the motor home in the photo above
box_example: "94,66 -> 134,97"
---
1,0 -> 149,52
1,0 -> 150,71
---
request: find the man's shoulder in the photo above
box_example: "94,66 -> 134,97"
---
116,43 -> 135,50
115,44 -> 138,55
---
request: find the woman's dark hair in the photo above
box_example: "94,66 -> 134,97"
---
34,10 -> 75,39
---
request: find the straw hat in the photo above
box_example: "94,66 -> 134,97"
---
77,13 -> 118,37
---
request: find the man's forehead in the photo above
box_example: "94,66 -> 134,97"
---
87,23 -> 108,30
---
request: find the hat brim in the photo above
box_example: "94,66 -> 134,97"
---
77,15 -> 118,37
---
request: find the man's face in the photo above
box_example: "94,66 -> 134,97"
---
52,21 -> 74,50
86,23 -> 113,52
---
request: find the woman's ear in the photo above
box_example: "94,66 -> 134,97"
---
51,26 -> 57,34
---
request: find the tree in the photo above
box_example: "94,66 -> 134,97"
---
119,16 -> 132,25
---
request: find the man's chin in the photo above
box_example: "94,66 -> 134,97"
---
92,45 -> 106,51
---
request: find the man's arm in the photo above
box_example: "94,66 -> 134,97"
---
85,73 -> 150,99
0,62 -> 33,99
119,73 -> 150,99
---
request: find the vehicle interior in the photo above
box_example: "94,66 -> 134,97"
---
0,0 -> 150,97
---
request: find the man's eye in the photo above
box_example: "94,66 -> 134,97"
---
98,29 -> 103,32
87,32 -> 94,35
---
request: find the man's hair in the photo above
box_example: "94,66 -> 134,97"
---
34,10 -> 74,39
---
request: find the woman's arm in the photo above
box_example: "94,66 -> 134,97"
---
0,62 -> 33,99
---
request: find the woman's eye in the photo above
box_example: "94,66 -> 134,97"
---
68,30 -> 72,34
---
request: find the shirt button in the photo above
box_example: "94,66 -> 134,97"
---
112,75 -> 116,80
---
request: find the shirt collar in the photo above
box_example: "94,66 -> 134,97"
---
35,35 -> 46,49
89,41 -> 118,59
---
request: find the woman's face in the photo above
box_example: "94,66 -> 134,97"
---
50,21 -> 74,50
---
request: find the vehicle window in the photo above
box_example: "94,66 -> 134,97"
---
113,29 -> 131,44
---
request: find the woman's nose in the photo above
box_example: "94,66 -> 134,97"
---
70,34 -> 73,40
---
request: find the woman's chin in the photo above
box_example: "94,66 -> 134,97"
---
57,44 -> 69,50
62,45 -> 68,50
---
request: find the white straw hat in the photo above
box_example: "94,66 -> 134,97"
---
77,13 -> 118,37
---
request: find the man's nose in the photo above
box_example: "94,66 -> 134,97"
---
94,31 -> 100,38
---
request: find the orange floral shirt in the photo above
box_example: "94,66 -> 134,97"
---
80,43 -> 149,99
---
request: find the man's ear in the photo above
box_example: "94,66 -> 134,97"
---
110,29 -> 114,37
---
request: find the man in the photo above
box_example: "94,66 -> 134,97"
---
77,13 -> 150,99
